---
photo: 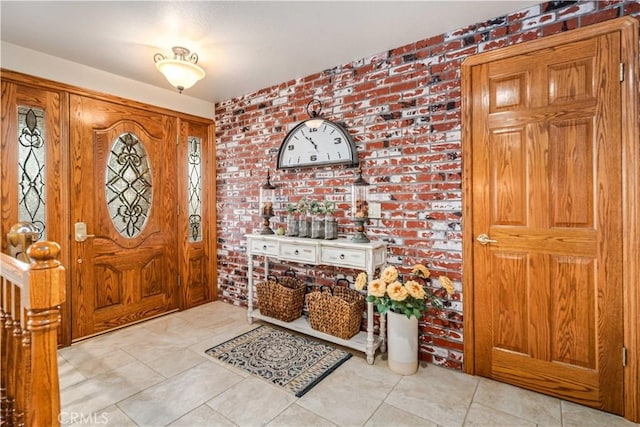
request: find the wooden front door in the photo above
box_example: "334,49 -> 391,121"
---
70,95 -> 178,339
464,30 -> 624,412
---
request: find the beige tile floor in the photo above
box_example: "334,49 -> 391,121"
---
58,301 -> 638,427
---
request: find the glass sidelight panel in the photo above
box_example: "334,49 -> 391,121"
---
105,132 -> 152,238
17,106 -> 46,239
187,136 -> 202,242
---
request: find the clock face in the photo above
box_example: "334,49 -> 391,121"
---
277,119 -> 359,169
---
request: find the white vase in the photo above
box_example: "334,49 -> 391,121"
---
387,310 -> 419,375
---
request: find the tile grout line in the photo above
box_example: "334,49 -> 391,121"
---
360,360 -> 402,426
461,376 -> 482,426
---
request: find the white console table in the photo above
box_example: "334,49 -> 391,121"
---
245,234 -> 387,364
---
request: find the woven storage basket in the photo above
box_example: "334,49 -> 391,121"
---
306,280 -> 365,340
256,270 -> 306,322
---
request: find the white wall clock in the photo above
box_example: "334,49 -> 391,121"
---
276,119 -> 359,169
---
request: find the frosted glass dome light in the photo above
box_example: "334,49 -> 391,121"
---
154,46 -> 205,93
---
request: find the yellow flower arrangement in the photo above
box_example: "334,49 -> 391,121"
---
360,264 -> 454,319
387,281 -> 408,301
405,280 -> 426,299
355,272 -> 368,291
439,276 -> 455,295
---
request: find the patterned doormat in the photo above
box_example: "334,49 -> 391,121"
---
205,325 -> 352,397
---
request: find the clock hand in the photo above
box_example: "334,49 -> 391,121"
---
301,130 -> 319,151
306,137 -> 318,151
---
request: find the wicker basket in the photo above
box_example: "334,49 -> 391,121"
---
306,280 -> 365,340
256,270 -> 306,322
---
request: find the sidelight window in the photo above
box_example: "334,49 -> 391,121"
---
187,136 -> 202,242
17,106 -> 46,239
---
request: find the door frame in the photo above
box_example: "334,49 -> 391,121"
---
461,17 -> 639,423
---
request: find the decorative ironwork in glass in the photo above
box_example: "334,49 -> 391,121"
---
105,132 -> 152,238
18,106 -> 46,240
187,136 -> 202,242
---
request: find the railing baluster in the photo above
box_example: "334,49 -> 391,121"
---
0,278 -> 8,426
0,241 -> 65,427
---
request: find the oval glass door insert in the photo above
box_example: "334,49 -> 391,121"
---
105,132 -> 152,238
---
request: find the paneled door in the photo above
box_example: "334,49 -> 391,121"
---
70,95 -> 178,339
465,31 -> 624,412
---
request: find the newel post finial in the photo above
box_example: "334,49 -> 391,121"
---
26,241 -> 61,270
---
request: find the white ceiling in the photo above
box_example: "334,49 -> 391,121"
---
0,1 -> 539,104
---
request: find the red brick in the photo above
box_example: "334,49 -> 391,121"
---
508,22 -> 523,33
599,0 -> 625,6
354,62 -> 376,75
390,81 -> 418,93
430,40 -> 462,55
542,21 -> 566,36
480,37 -> 509,52
389,42 -> 416,56
355,81 -> 377,92
490,26 -> 509,38
389,63 -> 415,75
508,5 -> 540,23
623,2 -> 640,15
557,4 -> 587,19
370,94 -> 402,105
581,8 -> 620,26
431,59 -> 462,74
433,337 -> 464,351
446,24 -> 477,40
405,220 -> 429,228
416,34 -> 445,50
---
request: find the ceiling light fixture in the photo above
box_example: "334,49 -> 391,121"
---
154,46 -> 205,93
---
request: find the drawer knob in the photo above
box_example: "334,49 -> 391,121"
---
294,249 -> 299,255
263,245 -> 267,250
339,254 -> 345,260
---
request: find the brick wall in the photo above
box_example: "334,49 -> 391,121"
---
214,1 -> 640,370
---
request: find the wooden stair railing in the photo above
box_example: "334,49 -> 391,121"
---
1,241 -> 66,427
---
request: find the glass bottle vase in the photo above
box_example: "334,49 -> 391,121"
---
311,215 -> 325,239
324,215 -> 337,239
286,215 -> 298,236
298,216 -> 311,238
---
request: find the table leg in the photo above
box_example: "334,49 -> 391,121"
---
380,312 -> 387,353
366,301 -> 374,364
247,251 -> 254,324
264,255 -> 269,278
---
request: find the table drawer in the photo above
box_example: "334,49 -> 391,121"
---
279,241 -> 317,264
250,239 -> 278,256
320,246 -> 367,269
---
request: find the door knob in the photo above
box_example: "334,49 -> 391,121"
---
477,233 -> 498,245
74,222 -> 95,242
